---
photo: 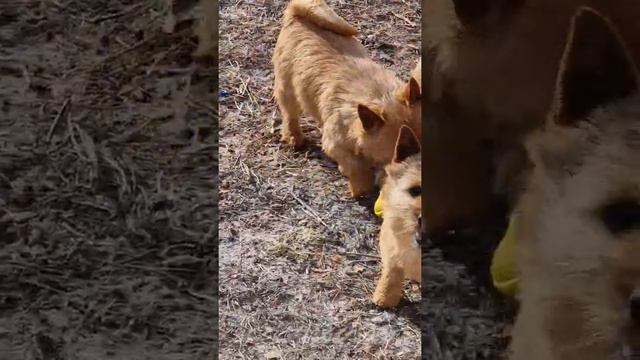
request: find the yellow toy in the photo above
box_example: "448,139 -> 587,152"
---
374,189 -> 384,218
490,214 -> 520,297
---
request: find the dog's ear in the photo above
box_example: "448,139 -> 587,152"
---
357,104 -> 385,132
397,77 -> 421,106
394,125 -> 421,163
451,0 -> 523,27
550,6 -> 639,126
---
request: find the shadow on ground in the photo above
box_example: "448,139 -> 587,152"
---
0,1 -> 217,359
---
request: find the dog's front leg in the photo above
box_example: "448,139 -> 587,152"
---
372,264 -> 404,309
372,228 -> 405,308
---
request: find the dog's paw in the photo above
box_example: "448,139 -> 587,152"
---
280,134 -> 306,149
372,271 -> 405,309
372,290 -> 402,309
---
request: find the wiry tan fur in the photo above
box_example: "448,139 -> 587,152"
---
372,126 -> 422,309
512,7 -> 640,359
272,0 -> 421,197
193,0 -> 218,64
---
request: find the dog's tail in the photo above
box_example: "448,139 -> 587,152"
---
285,0 -> 358,36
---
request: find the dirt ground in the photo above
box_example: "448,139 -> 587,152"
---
219,0 -> 513,359
0,1 -> 217,359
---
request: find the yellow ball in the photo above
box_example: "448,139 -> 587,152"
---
374,190 -> 384,218
490,214 -> 520,297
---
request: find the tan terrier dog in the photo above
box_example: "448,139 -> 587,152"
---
272,0 -> 421,197
511,7 -> 640,360
372,125 -> 421,309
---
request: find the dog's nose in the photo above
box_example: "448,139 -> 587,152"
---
420,215 -> 428,240
630,289 -> 640,325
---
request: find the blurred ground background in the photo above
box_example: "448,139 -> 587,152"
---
0,1 -> 217,359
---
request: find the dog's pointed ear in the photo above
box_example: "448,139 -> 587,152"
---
397,77 -> 421,106
357,104 -> 385,132
394,125 -> 421,163
452,0 -> 523,27
550,6 -> 639,126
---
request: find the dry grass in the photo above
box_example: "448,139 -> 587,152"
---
219,0 -> 421,358
0,0 -> 217,359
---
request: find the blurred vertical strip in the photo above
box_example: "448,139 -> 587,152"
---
193,0 -> 220,358
420,1 -> 428,358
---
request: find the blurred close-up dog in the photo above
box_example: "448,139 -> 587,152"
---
511,7 -> 640,360
423,0 -> 640,234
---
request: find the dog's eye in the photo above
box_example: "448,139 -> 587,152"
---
407,185 -> 421,198
600,200 -> 640,235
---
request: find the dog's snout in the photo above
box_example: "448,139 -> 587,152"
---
630,289 -> 640,325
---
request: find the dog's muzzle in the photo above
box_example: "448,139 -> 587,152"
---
414,215 -> 423,244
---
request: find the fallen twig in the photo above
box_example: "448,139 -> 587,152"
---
46,98 -> 69,143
